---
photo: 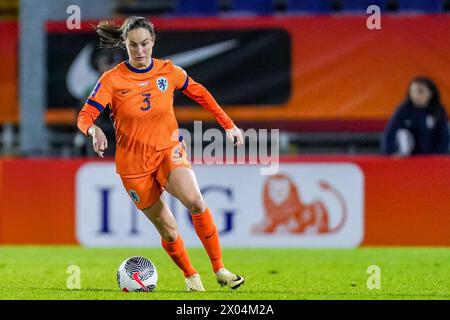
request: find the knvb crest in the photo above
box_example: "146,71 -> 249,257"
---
128,190 -> 140,204
157,77 -> 168,92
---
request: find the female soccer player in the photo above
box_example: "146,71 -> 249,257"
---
77,16 -> 244,291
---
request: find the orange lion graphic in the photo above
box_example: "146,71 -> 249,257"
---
252,173 -> 348,234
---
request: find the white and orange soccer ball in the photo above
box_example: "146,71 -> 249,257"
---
117,256 -> 158,292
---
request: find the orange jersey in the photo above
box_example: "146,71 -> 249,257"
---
77,58 -> 234,177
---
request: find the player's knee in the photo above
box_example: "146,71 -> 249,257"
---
162,229 -> 178,242
186,196 -> 206,214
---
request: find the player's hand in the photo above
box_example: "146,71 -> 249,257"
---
179,136 -> 187,151
226,125 -> 244,146
88,125 -> 108,158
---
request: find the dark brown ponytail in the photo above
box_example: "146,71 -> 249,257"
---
94,16 -> 156,49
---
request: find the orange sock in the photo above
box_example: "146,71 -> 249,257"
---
191,208 -> 224,273
161,234 -> 197,278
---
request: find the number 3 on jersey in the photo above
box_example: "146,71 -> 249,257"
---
141,93 -> 151,111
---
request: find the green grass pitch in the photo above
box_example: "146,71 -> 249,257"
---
0,246 -> 448,300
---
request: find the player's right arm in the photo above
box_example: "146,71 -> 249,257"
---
77,73 -> 113,158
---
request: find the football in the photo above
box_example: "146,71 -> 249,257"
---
117,256 -> 158,292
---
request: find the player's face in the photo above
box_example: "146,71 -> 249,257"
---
125,28 -> 154,69
409,82 -> 432,108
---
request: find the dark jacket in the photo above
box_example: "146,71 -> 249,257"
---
382,101 -> 449,155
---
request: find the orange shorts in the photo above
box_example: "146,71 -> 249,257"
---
120,144 -> 191,210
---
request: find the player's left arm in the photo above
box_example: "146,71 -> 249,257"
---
174,65 -> 243,146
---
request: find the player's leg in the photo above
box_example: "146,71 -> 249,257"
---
164,167 -> 244,289
121,174 -> 204,291
141,197 -> 205,291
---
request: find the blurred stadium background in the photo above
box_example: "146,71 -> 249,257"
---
0,0 -> 449,299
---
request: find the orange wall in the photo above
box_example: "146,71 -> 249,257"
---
0,156 -> 449,246
0,158 -> 84,244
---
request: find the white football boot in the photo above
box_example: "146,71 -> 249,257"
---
216,268 -> 245,289
185,273 -> 206,291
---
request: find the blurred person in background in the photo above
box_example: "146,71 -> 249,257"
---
73,49 -> 120,156
382,77 -> 449,156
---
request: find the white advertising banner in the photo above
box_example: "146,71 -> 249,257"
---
76,163 -> 364,248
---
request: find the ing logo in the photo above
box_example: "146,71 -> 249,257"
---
252,173 -> 348,235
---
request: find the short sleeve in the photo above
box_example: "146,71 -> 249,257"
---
173,64 -> 189,91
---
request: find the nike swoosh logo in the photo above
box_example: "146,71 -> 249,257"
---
165,39 -> 239,69
66,44 -> 99,99
121,89 -> 132,94
132,272 -> 148,291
